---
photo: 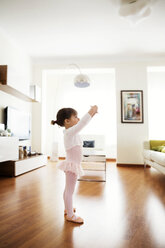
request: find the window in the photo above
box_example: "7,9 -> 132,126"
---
148,67 -> 165,139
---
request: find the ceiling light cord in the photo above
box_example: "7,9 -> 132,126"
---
68,63 -> 82,74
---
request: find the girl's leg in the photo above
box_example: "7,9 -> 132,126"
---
63,171 -> 77,218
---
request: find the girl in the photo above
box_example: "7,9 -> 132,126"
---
51,105 -> 98,224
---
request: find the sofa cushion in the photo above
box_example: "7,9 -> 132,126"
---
150,140 -> 165,150
150,152 -> 165,167
152,145 -> 165,152
161,147 -> 165,153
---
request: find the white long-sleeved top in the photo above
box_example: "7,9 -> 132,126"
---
63,113 -> 92,151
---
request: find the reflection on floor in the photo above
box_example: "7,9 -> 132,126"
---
0,161 -> 165,248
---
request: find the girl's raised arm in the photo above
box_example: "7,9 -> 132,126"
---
66,106 -> 98,136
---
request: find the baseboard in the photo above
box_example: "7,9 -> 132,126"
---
59,157 -> 65,160
106,158 -> 116,162
58,157 -> 116,162
48,156 -> 64,160
117,163 -> 150,168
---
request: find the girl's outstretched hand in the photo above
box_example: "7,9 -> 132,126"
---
88,105 -> 98,117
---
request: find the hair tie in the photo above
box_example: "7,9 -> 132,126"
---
51,120 -> 57,125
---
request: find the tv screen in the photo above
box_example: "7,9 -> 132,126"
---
83,140 -> 95,148
4,106 -> 31,140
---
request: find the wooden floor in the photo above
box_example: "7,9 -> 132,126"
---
0,161 -> 165,248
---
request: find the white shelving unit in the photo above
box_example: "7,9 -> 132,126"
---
0,137 -> 47,177
0,65 -> 39,102
14,154 -> 47,176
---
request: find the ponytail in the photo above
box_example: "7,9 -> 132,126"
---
51,120 -> 57,125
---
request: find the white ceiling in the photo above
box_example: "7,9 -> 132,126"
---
0,0 -> 165,61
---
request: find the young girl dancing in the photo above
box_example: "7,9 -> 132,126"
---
51,105 -> 98,224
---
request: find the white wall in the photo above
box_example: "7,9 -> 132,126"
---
31,67 -> 43,152
116,63 -> 148,164
0,28 -> 32,94
0,28 -> 32,146
32,58 -> 165,164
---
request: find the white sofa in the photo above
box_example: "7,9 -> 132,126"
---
143,141 -> 165,174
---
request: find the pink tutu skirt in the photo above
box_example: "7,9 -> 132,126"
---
57,145 -> 84,177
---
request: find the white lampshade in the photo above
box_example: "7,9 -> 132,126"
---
74,74 -> 90,88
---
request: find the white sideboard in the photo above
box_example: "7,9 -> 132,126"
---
15,155 -> 47,176
0,137 -> 47,176
0,137 -> 19,162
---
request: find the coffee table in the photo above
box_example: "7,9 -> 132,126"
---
79,150 -> 106,182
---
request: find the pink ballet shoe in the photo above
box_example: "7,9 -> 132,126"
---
66,214 -> 84,224
64,208 -> 76,216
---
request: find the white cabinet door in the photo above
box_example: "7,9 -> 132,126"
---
0,137 -> 19,162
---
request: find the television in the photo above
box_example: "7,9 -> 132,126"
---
83,140 -> 95,148
4,106 -> 31,140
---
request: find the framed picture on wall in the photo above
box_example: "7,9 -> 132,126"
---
121,90 -> 143,123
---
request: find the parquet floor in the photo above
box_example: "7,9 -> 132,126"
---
0,161 -> 165,248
